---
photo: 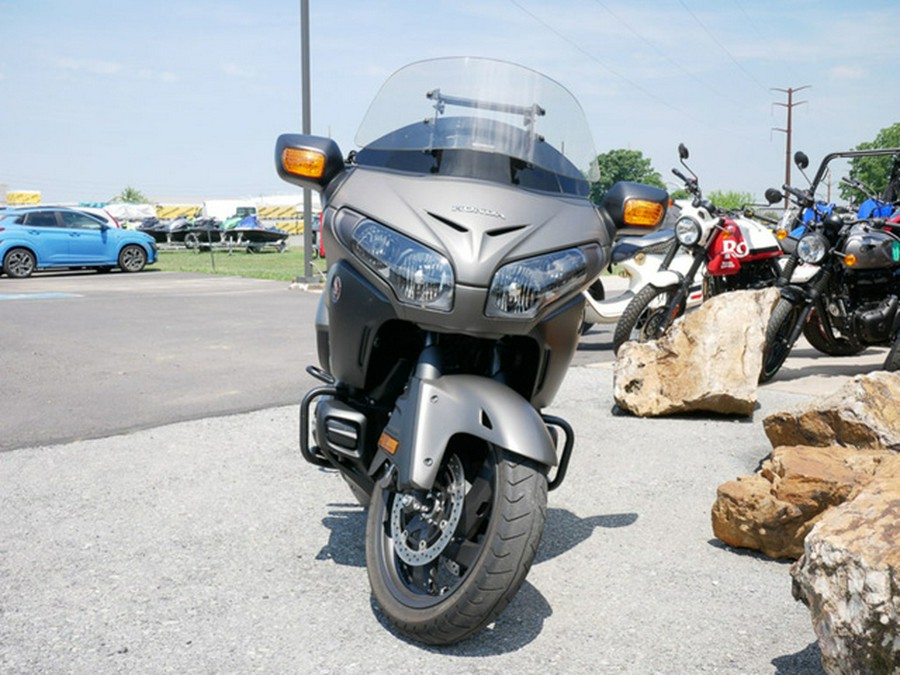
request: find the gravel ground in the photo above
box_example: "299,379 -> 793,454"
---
0,365 -> 826,674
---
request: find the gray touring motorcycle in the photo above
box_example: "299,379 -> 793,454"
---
275,57 -> 666,645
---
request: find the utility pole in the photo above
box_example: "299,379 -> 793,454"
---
300,0 -> 314,281
771,85 -> 810,207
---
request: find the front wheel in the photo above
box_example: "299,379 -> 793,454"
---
119,245 -> 147,273
802,308 -> 865,356
366,441 -> 547,645
885,335 -> 900,372
612,284 -> 683,353
760,298 -> 803,383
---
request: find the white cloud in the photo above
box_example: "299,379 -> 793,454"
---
222,63 -> 255,78
54,57 -> 123,76
831,65 -> 867,79
137,68 -> 179,83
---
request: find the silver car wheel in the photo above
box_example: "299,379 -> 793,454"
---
3,249 -> 36,278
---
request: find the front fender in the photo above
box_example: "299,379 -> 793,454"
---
644,269 -> 682,289
377,374 -> 557,491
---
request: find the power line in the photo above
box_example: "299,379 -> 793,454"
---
508,0 -> 681,113
507,0 -> 762,144
590,0 -> 736,106
677,0 -> 768,92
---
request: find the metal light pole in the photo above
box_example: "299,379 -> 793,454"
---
301,0 -> 313,280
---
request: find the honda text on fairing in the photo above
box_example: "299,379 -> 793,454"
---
274,57 -> 667,645
611,143 -> 786,352
760,148 -> 900,381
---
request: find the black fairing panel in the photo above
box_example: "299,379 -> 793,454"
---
527,295 -> 584,408
325,261 -> 398,389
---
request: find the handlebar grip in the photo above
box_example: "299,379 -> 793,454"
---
672,168 -> 689,183
783,185 -> 811,203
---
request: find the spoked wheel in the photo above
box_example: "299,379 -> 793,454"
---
760,298 -> 803,383
802,308 -> 865,356
612,284 -> 683,353
366,441 -> 547,646
3,248 -> 37,278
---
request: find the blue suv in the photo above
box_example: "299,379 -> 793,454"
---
0,207 -> 158,278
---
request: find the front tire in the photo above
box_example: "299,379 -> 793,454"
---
802,308 -> 865,356
119,245 -> 147,273
760,298 -> 802,383
3,248 -> 36,278
366,441 -> 547,645
885,336 -> 900,372
613,284 -> 683,353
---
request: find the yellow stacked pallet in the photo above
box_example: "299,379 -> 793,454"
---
6,191 -> 41,205
257,205 -> 298,220
156,205 -> 200,220
278,220 -> 305,234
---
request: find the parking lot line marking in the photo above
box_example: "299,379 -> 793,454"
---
0,293 -> 83,301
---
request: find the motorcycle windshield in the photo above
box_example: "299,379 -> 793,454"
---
354,57 -> 598,196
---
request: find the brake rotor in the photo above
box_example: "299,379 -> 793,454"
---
390,454 -> 465,566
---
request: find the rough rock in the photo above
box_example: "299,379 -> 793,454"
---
763,371 -> 900,451
711,445 -> 894,560
790,454 -> 900,675
613,288 -> 779,416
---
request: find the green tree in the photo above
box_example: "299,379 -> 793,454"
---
590,148 -> 665,204
706,190 -> 755,211
840,122 -> 900,203
113,186 -> 149,203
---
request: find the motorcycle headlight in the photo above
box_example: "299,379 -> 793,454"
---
675,216 -> 702,246
486,248 -> 587,319
796,233 -> 829,264
351,220 -> 454,311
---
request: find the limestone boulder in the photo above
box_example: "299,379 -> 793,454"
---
790,454 -> 900,674
613,288 -> 779,417
763,371 -> 900,451
711,445 -> 893,560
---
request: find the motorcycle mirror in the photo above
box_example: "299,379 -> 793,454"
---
764,188 -> 783,205
793,151 -> 809,170
678,143 -> 689,160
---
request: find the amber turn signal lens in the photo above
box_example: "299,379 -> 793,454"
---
282,147 -> 326,178
776,229 -> 788,240
623,199 -> 664,227
844,253 -> 857,267
378,432 -> 399,456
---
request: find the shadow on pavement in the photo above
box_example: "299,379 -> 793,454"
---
772,641 -> 825,674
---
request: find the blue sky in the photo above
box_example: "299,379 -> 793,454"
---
2,0 -> 899,205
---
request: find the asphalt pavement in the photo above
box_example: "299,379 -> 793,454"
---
3,270 -> 880,673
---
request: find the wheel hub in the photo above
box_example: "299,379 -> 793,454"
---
390,454 -> 465,566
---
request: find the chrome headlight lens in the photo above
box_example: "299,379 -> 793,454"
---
486,248 -> 588,319
675,216 -> 702,246
796,233 -> 829,265
351,220 -> 454,310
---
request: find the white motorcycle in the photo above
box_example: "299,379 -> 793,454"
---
580,202 -> 703,334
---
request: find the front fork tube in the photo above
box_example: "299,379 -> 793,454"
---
784,270 -> 831,348
664,250 -> 706,325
